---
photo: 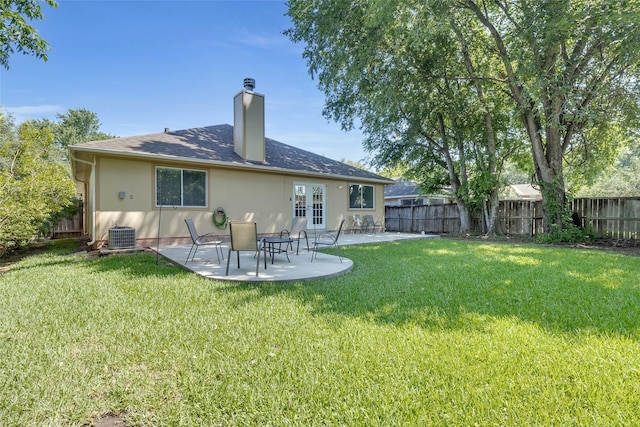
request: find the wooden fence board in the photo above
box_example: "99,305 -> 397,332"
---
50,202 -> 84,237
385,197 -> 640,239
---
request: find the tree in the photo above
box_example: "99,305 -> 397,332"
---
458,0 -> 640,231
288,0 -> 640,237
377,162 -> 409,180
577,144 -> 640,197
338,158 -> 370,171
0,0 -> 57,69
54,108 -> 116,147
0,113 -> 75,256
286,0 -> 525,234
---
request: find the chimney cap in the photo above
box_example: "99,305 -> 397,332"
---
243,78 -> 255,91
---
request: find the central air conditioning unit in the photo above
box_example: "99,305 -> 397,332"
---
108,226 -> 136,249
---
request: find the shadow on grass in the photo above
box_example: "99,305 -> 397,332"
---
83,252 -> 187,278
3,248 -> 186,281
233,239 -> 640,338
15,239 -> 639,340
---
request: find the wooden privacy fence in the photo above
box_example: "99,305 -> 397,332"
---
385,204 -> 462,234
50,215 -> 83,238
49,201 -> 84,238
573,198 -> 640,239
385,197 -> 640,239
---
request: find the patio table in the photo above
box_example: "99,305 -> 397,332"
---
263,237 -> 294,264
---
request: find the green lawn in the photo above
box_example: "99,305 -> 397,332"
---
1,239 -> 640,426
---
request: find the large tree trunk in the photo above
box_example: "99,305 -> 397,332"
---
486,187 -> 500,235
451,20 -> 501,235
465,0 -> 567,230
438,113 -> 471,234
525,111 -> 567,231
457,200 -> 472,234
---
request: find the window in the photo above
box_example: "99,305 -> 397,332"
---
156,167 -> 206,207
401,198 -> 426,207
349,184 -> 375,209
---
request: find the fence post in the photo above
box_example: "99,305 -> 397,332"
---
411,206 -> 415,232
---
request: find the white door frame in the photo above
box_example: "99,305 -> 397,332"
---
293,182 -> 326,230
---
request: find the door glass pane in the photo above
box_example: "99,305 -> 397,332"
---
294,185 -> 306,217
312,185 -> 324,225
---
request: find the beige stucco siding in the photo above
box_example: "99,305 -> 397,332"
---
96,157 -> 153,213
94,157 -> 155,242
89,155 -> 386,244
210,168 -> 291,233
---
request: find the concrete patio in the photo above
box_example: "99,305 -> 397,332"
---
155,231 -> 439,282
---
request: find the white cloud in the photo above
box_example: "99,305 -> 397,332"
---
4,105 -> 64,123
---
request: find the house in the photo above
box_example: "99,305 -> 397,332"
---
384,178 -> 453,206
502,183 -> 542,201
385,178 -> 542,206
69,79 -> 392,248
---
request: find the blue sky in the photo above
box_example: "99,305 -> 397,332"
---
0,0 -> 369,163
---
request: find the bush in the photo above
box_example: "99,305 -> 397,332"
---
537,223 -> 596,244
0,118 -> 76,257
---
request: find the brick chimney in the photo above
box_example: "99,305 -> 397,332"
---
233,78 -> 265,162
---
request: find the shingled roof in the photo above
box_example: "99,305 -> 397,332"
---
71,124 -> 390,183
384,178 -> 421,198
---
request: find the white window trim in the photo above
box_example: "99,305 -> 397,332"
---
349,183 -> 375,210
155,166 -> 208,208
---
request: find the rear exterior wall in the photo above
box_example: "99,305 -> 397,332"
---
90,156 -> 385,246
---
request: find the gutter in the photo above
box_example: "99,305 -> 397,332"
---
69,146 -> 394,185
69,152 -> 97,246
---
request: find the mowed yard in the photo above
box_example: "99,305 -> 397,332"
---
1,238 -> 639,426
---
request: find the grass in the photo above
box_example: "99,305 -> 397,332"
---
1,238 -> 640,426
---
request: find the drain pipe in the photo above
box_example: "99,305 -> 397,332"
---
70,153 -> 97,246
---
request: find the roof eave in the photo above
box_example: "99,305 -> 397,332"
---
69,146 -> 393,185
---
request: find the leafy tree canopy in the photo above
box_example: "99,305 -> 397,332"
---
53,108 -> 116,147
0,112 -> 75,256
377,163 -> 410,180
576,144 -> 640,198
286,0 -> 528,233
287,0 -> 640,235
458,0 -> 640,228
0,0 -> 57,69
338,158 -> 370,171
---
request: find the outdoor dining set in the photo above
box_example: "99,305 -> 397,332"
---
183,217 -> 348,277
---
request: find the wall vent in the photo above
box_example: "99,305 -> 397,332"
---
108,227 -> 136,249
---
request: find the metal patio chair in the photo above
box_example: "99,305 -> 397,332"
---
364,214 -> 383,233
280,217 -> 309,255
184,218 -> 224,264
225,221 -> 265,276
311,219 -> 345,263
352,214 -> 366,233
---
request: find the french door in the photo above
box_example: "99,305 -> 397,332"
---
293,183 -> 326,230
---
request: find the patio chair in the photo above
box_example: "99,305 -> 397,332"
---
352,214 -> 366,234
280,217 -> 309,255
364,215 -> 382,233
311,219 -> 345,263
225,221 -> 265,276
184,218 -> 224,264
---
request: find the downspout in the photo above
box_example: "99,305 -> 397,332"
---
70,153 -> 97,246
